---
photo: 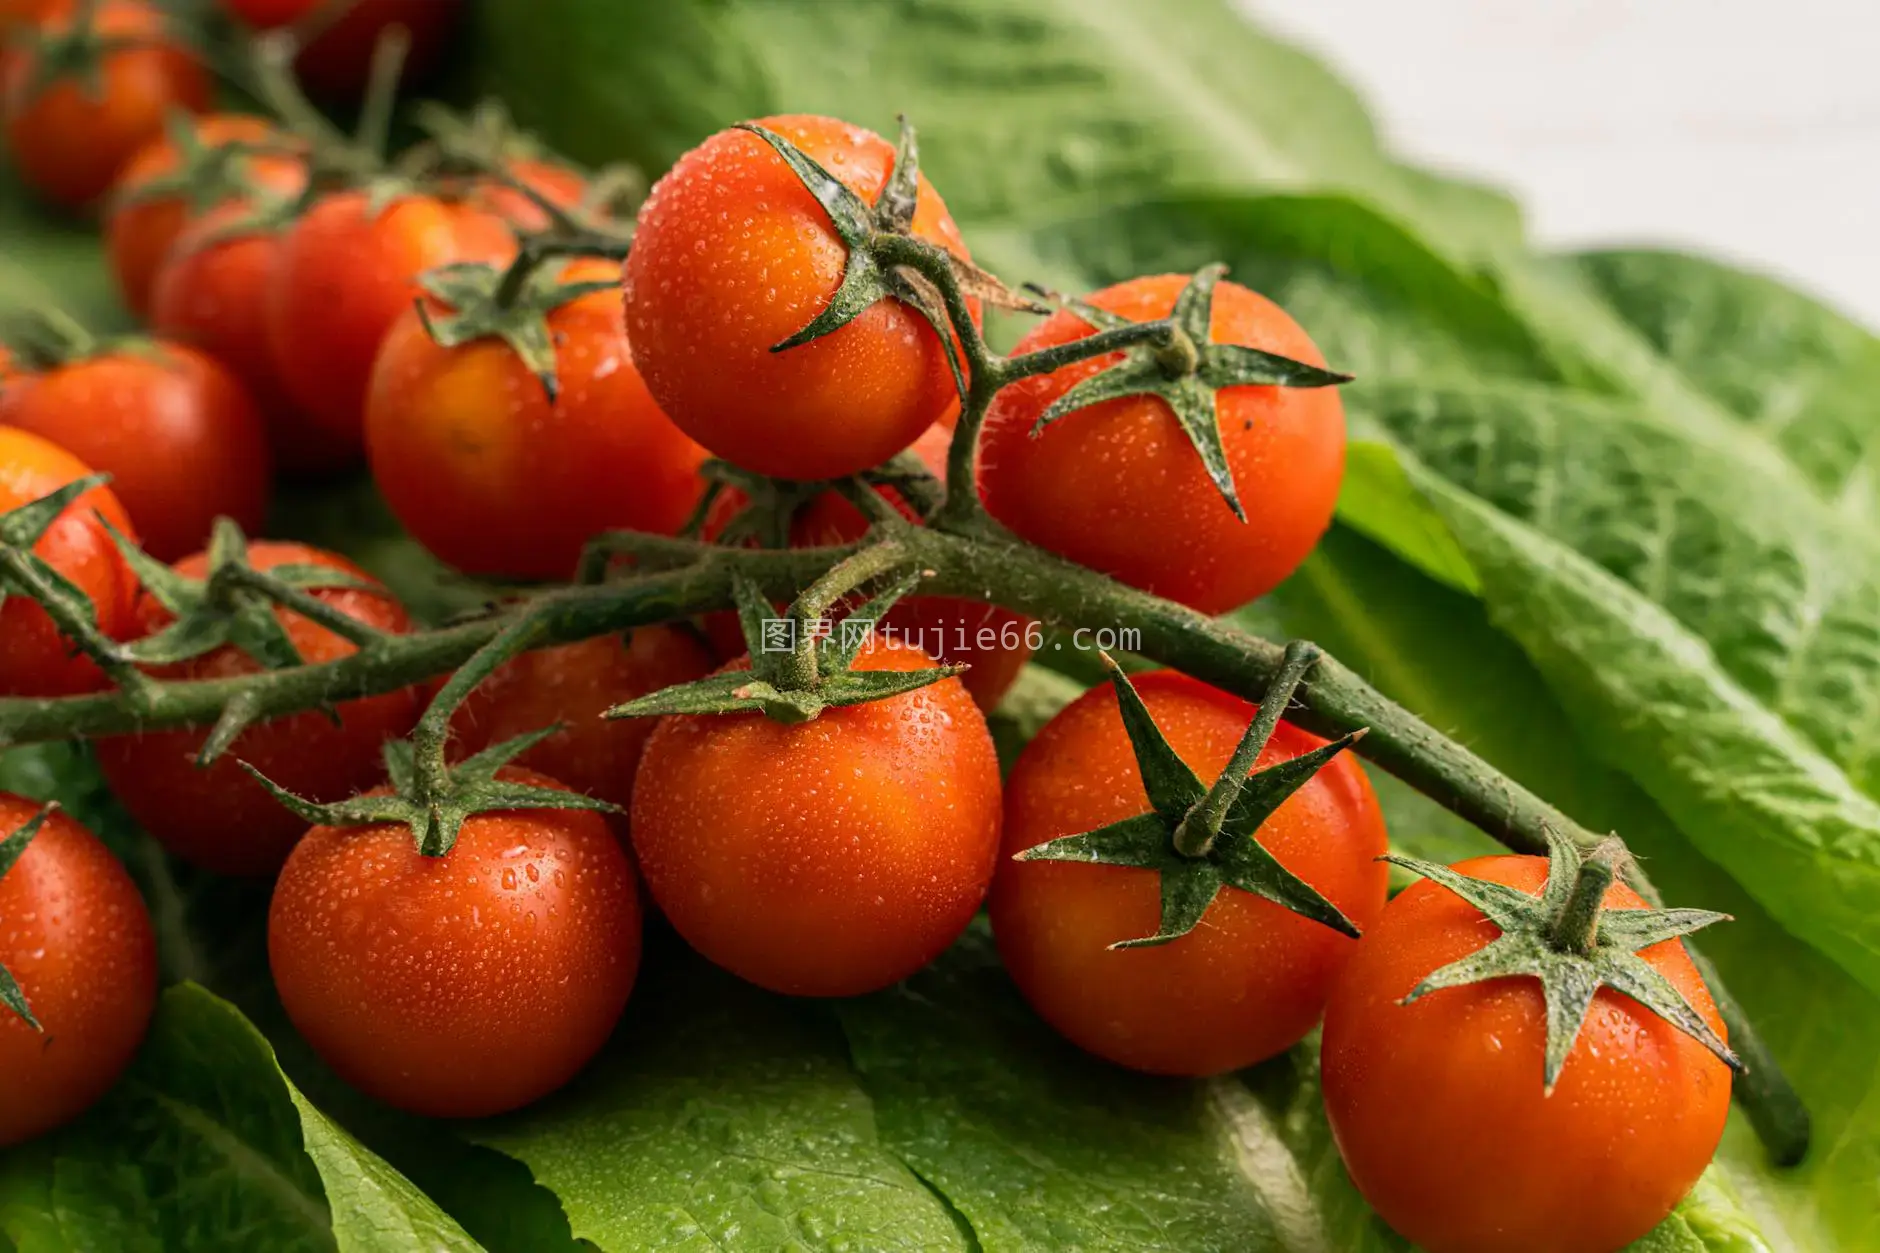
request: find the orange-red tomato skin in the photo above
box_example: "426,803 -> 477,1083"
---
268,768 -> 641,1119
0,428 -> 140,696
631,637 -> 1003,997
625,113 -> 977,481
0,795 -> 158,1147
990,669 -> 1387,1076
0,344 -> 271,560
95,542 -> 421,876
366,259 -> 709,579
1320,856 -> 1732,1253
979,274 -> 1345,615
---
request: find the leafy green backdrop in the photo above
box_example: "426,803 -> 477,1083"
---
3,0 -> 1877,1249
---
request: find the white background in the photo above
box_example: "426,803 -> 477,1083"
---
1248,0 -> 1880,327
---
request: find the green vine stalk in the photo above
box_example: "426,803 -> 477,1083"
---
0,204 -> 1808,1166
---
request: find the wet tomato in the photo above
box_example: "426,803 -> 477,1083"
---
1320,855 -> 1732,1253
2,0 -> 210,208
979,273 -> 1345,615
630,636 -> 1002,996
625,113 -> 976,481
365,257 -> 709,579
268,767 -> 641,1118
0,342 -> 271,560
0,795 -> 158,1146
95,542 -> 421,876
0,427 -> 139,696
990,669 -> 1387,1075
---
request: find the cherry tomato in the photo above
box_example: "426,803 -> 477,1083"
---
0,427 -> 139,696
266,190 -> 515,460
979,274 -> 1345,615
990,669 -> 1387,1075
2,0 -> 210,208
468,156 -> 589,233
95,542 -> 421,876
1320,855 -> 1732,1253
631,636 -> 1001,996
0,342 -> 271,560
0,795 -> 158,1146
625,113 -> 978,481
0,0 -> 68,37
221,0 -> 459,100
365,257 -> 708,579
449,627 -> 715,812
701,425 -> 1033,712
269,766 -> 641,1118
104,112 -> 304,317
151,204 -> 350,476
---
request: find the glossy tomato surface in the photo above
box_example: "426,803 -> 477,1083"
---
104,112 -> 304,317
450,627 -> 715,812
1320,855 -> 1732,1253
0,427 -> 139,696
366,258 -> 708,579
630,637 -> 1002,996
95,542 -> 421,876
0,343 -> 271,560
979,274 -> 1345,615
2,0 -> 210,207
0,795 -> 158,1146
990,669 -> 1387,1075
269,767 -> 641,1118
625,113 -> 976,481
266,190 -> 515,457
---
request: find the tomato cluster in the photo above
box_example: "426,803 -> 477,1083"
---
0,20 -> 1741,1243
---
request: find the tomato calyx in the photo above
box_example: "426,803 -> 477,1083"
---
1387,831 -> 1743,1092
1024,264 -> 1353,522
610,550 -> 963,724
6,1 -> 175,107
412,248 -> 622,401
1017,642 -> 1363,947
110,110 -> 303,217
0,802 -> 57,1030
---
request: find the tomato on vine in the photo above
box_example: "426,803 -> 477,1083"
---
0,427 -> 139,697
628,628 -> 1002,998
450,627 -> 715,812
365,256 -> 709,579
979,269 -> 1348,615
624,113 -> 978,481
1321,838 -> 1737,1253
104,112 -> 304,317
220,0 -> 460,100
1,0 -> 210,208
701,425 -> 1034,712
0,797 -> 158,1147
266,189 -> 515,459
990,658 -> 1386,1075
95,539 -> 422,876
0,338 -> 271,560
467,155 -> 591,232
268,766 -> 640,1118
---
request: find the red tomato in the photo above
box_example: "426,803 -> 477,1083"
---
990,669 -> 1387,1075
266,190 -> 515,459
104,113 -> 304,317
1320,855 -> 1732,1253
449,627 -> 715,812
151,204 -> 352,476
95,542 -> 421,876
467,156 -> 590,232
221,0 -> 459,100
0,0 -> 70,33
625,113 -> 978,481
0,796 -> 158,1146
0,427 -> 139,696
630,636 -> 1002,997
269,766 -> 641,1118
2,0 -> 210,208
0,343 -> 271,560
979,274 -> 1345,615
701,425 -> 1034,712
365,257 -> 708,579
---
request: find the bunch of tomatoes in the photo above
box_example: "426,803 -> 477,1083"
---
0,6 -> 1742,1251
